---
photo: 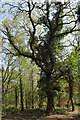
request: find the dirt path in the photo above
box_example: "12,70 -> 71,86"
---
40,111 -> 80,120
2,110 -> 80,120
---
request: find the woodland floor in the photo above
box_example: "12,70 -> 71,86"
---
1,109 -> 80,120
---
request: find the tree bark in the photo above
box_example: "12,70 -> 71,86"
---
67,99 -> 69,108
57,94 -> 61,107
20,76 -> 24,111
26,98 -> 27,110
71,98 -> 74,111
15,86 -> 18,108
46,73 -> 55,114
31,69 -> 34,109
19,58 -> 24,111
67,70 -> 74,111
46,93 -> 55,114
39,96 -> 43,109
67,97 -> 74,111
69,76 -> 74,111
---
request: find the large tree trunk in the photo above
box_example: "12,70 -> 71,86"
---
46,93 -> 55,114
46,73 -> 55,114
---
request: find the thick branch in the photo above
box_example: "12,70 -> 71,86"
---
1,26 -> 33,59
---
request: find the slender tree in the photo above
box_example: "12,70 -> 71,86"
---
19,58 -> 24,111
66,68 -> 74,111
31,68 -> 34,109
15,86 -> 18,108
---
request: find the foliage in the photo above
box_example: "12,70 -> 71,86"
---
1,0 -> 80,115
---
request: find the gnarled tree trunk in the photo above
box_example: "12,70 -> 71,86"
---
46,92 -> 55,114
46,73 -> 55,114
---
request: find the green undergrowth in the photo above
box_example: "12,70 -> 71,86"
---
2,104 -> 80,120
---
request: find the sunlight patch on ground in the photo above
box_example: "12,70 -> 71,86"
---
41,110 -> 80,120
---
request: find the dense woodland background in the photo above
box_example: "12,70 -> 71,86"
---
0,0 -> 80,119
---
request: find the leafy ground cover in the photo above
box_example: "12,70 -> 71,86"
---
2,109 -> 80,120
